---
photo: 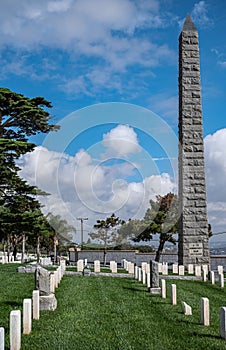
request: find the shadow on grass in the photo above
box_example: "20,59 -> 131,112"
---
123,286 -> 146,293
191,331 -> 221,340
0,301 -> 22,308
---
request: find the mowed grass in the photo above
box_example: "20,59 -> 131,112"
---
1,265 -> 226,349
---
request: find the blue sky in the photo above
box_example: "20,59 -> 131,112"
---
0,0 -> 225,246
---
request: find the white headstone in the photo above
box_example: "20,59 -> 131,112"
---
23,299 -> 32,334
77,259 -> 84,272
10,310 -> 21,350
142,270 -> 146,285
158,263 -> 162,273
202,264 -> 208,273
218,265 -> 224,275
161,279 -> 166,299
128,262 -> 134,274
220,307 -> 226,339
141,262 -> 147,272
181,301 -> 192,315
179,265 -> 185,276
84,258 -> 88,266
220,273 -> 224,288
195,265 -> 201,277
171,284 -> 177,305
210,271 -> 215,285
138,268 -> 142,282
50,273 -> 55,293
94,260 -> 100,273
202,270 -> 207,282
0,327 -> 4,350
162,263 -> 168,275
188,264 -> 194,274
134,266 -> 138,279
172,264 -> 178,274
200,297 -> 210,326
146,272 -> 151,289
110,261 -> 117,273
32,290 -> 40,320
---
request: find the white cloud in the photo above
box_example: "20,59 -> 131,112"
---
191,1 -> 213,28
0,0 -> 176,97
18,123 -> 176,241
103,124 -> 141,157
205,129 -> 226,232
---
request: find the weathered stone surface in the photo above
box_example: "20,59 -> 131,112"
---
35,266 -> 51,296
178,14 -> 209,267
150,260 -> 159,288
40,294 -> 57,311
220,307 -> 226,339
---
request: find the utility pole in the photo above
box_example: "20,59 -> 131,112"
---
77,218 -> 88,249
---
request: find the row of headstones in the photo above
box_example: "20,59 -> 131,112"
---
77,259 -> 135,274
134,262 -> 226,341
0,261 -> 66,350
158,262 -> 225,280
160,280 -> 226,340
1,256 -> 15,264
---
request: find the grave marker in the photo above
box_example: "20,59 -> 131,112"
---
149,261 -> 161,294
181,301 -> 192,315
220,307 -> 226,340
179,265 -> 185,276
0,327 -> 4,350
201,297 -> 209,326
23,299 -> 32,334
161,279 -> 166,299
171,284 -> 177,305
10,310 -> 21,350
32,290 -> 40,320
172,264 -> 178,274
94,260 -> 100,273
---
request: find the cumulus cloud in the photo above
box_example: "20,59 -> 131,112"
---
18,123 -> 177,241
205,129 -> 226,232
103,124 -> 141,157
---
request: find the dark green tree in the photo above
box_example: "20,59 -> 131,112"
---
134,193 -> 178,262
0,87 -> 59,256
0,87 -> 58,141
90,213 -> 125,266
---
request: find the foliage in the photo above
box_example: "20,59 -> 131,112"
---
89,213 -> 125,265
134,193 -> 178,262
0,87 -> 59,141
0,87 -> 59,257
46,213 -> 76,262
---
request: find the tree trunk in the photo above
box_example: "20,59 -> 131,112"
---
155,238 -> 165,262
36,235 -> 40,263
103,248 -> 107,267
21,234 -> 26,263
54,234 -> 57,265
7,234 -> 11,262
13,244 -> 17,262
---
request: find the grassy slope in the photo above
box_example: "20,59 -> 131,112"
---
1,265 -> 226,349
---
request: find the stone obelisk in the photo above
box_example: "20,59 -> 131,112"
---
178,14 -> 210,266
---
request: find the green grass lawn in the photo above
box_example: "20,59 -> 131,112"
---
1,265 -> 226,349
